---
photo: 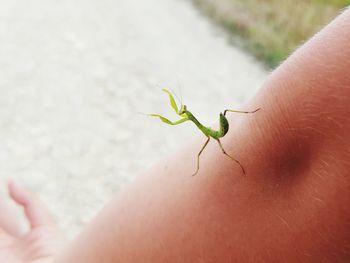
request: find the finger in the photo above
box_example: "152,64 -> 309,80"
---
8,181 -> 54,229
0,198 -> 22,237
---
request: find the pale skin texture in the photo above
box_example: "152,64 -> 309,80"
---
1,7 -> 350,263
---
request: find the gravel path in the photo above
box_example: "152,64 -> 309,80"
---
0,0 -> 267,237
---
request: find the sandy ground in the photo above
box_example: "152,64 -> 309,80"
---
0,0 -> 267,238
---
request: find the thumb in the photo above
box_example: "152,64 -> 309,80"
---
8,181 -> 54,229
0,198 -> 22,237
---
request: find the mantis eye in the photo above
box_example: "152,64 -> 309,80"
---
179,105 -> 187,114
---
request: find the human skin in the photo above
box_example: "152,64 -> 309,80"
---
52,8 -> 350,263
1,7 -> 349,263
0,181 -> 63,263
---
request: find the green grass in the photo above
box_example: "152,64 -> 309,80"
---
192,0 -> 350,68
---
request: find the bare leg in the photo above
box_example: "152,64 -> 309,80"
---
215,138 -> 245,175
223,108 -> 260,116
192,136 -> 210,176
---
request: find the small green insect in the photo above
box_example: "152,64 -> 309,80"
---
148,89 -> 260,176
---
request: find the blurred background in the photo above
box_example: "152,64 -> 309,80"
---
193,0 -> 350,67
0,0 -> 346,238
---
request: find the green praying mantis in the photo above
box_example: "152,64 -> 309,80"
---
148,89 -> 260,176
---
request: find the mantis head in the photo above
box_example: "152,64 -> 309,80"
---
179,105 -> 187,115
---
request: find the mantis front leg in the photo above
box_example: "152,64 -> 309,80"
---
162,89 -> 180,115
147,114 -> 188,125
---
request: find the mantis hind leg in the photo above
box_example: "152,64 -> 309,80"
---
215,138 -> 246,175
193,136 -> 210,176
